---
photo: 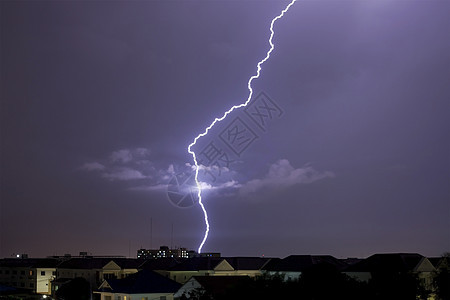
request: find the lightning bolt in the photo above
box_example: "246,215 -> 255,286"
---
188,0 -> 297,254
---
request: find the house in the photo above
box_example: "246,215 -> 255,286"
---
174,275 -> 251,299
55,257 -> 142,292
160,257 -> 235,284
223,257 -> 271,277
140,257 -> 181,272
95,269 -> 181,300
429,255 -> 449,270
0,258 -> 59,295
262,255 -> 347,281
343,253 -> 436,286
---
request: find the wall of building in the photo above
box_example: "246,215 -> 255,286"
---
0,266 -> 55,294
36,268 -> 56,294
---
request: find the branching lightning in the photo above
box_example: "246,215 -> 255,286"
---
188,0 -> 297,253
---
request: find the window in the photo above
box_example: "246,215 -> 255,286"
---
5,270 -> 9,274
0,270 -> 2,274
29,270 -> 33,276
12,270 -> 17,275
21,270 -> 25,275
30,282 -> 34,288
41,271 -> 45,276
52,271 -> 56,276
20,282 -> 25,287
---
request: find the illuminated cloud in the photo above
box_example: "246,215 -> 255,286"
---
109,148 -> 151,164
80,147 -> 155,182
240,159 -> 334,195
128,184 -> 167,192
79,149 -> 333,196
101,167 -> 147,181
110,149 -> 133,163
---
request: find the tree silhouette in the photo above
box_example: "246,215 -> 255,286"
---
55,277 -> 91,300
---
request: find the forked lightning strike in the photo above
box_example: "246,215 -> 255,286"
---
188,0 -> 297,253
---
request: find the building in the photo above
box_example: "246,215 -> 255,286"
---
223,257 -> 271,277
160,257 -> 267,284
54,257 -> 142,294
343,253 -> 436,285
0,258 -> 59,295
95,269 -> 181,300
262,255 -> 347,281
199,252 -> 221,258
137,246 -> 189,259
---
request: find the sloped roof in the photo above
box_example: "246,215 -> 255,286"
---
140,258 -> 181,270
223,257 -> 271,270
344,253 -> 424,272
169,257 -> 224,271
263,255 -> 347,272
193,276 -> 251,295
57,258 -> 115,269
98,270 -> 181,294
0,258 -> 60,268
428,256 -> 449,269
340,258 -> 363,266
107,258 -> 143,269
0,284 -> 31,295
428,257 -> 442,268
57,258 -> 143,270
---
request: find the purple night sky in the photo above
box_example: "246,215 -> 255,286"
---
1,0 -> 449,259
